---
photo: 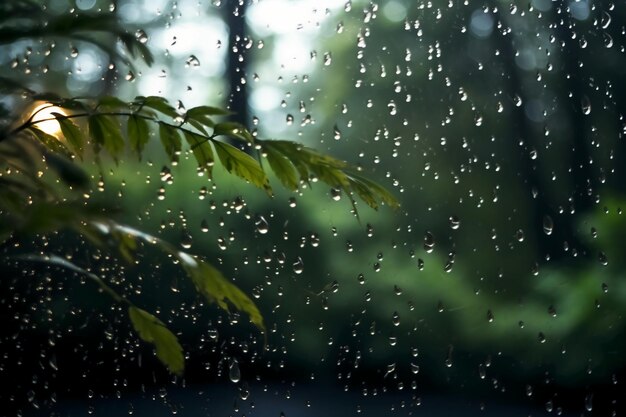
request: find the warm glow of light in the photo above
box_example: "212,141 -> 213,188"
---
30,103 -> 67,136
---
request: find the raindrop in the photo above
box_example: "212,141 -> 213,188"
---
581,96 -> 591,115
598,251 -> 608,266
323,52 -> 332,66
185,55 -> 200,68
333,125 -> 342,140
70,46 -> 79,58
542,215 -> 553,235
229,359 -> 241,383
486,310 -> 494,323
479,363 -> 486,379
449,215 -> 460,229
445,345 -> 453,368
548,305 -> 557,317
239,383 -> 250,400
255,215 -> 269,234
135,29 -> 148,44
538,332 -> 546,343
125,71 -> 135,82
392,312 -> 400,326
585,393 -> 593,412
417,258 -> 424,270
180,230 -> 193,249
330,188 -> 341,201
292,257 -> 304,274
423,231 -> 435,253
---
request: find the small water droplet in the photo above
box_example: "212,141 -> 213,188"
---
585,393 -> 593,412
229,359 -> 241,383
423,231 -> 435,253
444,345 -> 453,368
255,215 -> 269,234
135,29 -> 148,44
185,55 -> 200,68
180,230 -> 192,249
392,311 -> 400,326
292,257 -> 304,274
486,309 -> 494,323
542,215 -> 554,235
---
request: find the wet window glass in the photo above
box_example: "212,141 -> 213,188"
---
1,1 -> 624,416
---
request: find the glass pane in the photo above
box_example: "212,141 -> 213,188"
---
1,1 -> 623,416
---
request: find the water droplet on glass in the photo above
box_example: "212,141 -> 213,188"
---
185,55 -> 200,68
180,230 -> 192,249
392,311 -> 400,326
229,359 -> 241,383
423,231 -> 435,253
333,125 -> 342,140
449,215 -> 460,230
585,394 -> 593,412
411,363 -> 420,374
417,258 -> 424,270
486,309 -> 494,323
445,345 -> 453,368
542,215 -> 554,235
255,215 -> 269,234
292,257 -> 304,274
125,71 -> 135,82
135,29 -> 148,44
330,188 -> 341,201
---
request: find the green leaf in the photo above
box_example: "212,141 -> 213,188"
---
140,96 -> 178,119
52,113 -> 84,158
119,33 -> 155,66
98,96 -> 129,110
213,141 -> 271,194
263,144 -> 299,190
185,105 -> 230,128
88,115 -> 125,159
158,122 -> 181,162
28,126 -> 72,157
347,172 -> 400,209
259,140 -> 311,183
179,256 -> 265,333
127,115 -> 150,158
44,151 -> 90,189
183,130 -> 214,176
128,307 -> 184,376
213,122 -> 254,144
186,105 -> 232,117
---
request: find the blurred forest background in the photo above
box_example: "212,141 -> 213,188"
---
2,0 -> 626,416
